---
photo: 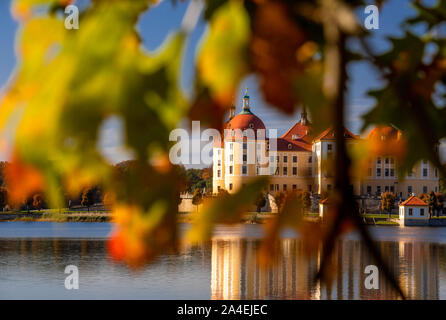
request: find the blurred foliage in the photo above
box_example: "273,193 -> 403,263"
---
2,0 -> 446,298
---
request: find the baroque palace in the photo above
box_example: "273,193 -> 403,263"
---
212,91 -> 440,198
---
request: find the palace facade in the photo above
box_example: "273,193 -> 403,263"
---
212,91 -> 440,198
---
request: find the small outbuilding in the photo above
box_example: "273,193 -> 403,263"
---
319,198 -> 334,219
398,195 -> 429,226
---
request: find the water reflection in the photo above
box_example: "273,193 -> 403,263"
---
210,238 -> 443,300
0,236 -> 445,299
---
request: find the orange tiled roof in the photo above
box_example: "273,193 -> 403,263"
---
368,125 -> 402,140
400,196 -> 427,207
281,120 -> 313,144
275,138 -> 312,152
313,127 -> 359,142
320,198 -> 332,204
226,113 -> 265,132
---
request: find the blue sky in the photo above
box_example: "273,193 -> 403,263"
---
0,0 -> 438,164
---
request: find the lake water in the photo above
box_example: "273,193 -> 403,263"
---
1,221 -> 446,299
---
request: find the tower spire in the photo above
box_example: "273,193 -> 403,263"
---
242,87 -> 250,112
301,105 -> 308,125
229,97 -> 236,120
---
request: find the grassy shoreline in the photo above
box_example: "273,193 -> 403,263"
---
3,210 -> 442,225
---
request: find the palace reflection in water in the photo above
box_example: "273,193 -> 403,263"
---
210,238 -> 442,300
0,234 -> 445,299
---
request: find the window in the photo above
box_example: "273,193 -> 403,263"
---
408,186 -> 412,195
385,168 -> 389,177
243,154 -> 247,162
293,156 -> 297,163
230,143 -> 233,150
270,184 -> 274,192
217,186 -> 221,192
390,186 -> 394,193
377,157 -> 381,164
243,142 -> 247,150
409,208 -> 413,216
242,166 -> 247,175
218,160 -> 221,166
327,144 -> 332,151
377,186 -> 381,194
423,168 -> 428,177
423,186 -> 428,193
385,186 -> 389,192
385,157 -> 389,164
284,156 -> 288,163
288,144 -> 292,150
367,186 -> 372,194
217,170 -> 221,178
275,184 -> 279,191
229,166 -> 233,174
283,184 -> 287,191
276,156 -> 279,162
420,208 -> 425,216
292,184 -> 297,190
293,167 -> 297,176
308,156 -> 312,163
390,169 -> 395,177
230,154 -> 233,162
229,183 -> 233,190
283,167 -> 287,175
377,168 -> 381,177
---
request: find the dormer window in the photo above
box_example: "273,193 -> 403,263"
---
292,134 -> 298,140
249,123 -> 254,129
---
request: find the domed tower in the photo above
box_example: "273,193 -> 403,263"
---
213,89 -> 267,194
226,88 -> 266,136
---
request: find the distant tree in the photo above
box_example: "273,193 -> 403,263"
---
23,196 -> 33,213
0,162 -> 8,187
192,189 -> 203,213
254,193 -> 266,213
381,192 -> 395,218
103,191 -> 115,208
81,188 -> 95,212
33,193 -> 43,211
428,191 -> 437,218
296,190 -> 312,211
0,187 -> 7,211
418,193 -> 429,203
201,167 -> 212,193
437,193 -> 445,217
273,191 -> 286,213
